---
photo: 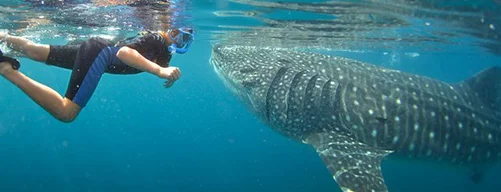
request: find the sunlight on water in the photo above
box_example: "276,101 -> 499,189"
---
207,0 -> 500,55
0,1 -> 501,192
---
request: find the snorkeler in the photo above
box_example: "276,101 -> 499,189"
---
0,28 -> 194,123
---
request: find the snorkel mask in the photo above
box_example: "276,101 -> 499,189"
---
167,28 -> 194,54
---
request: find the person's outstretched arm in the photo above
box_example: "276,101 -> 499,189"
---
116,46 -> 161,75
116,46 -> 181,84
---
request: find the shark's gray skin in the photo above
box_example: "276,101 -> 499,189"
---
210,44 -> 501,192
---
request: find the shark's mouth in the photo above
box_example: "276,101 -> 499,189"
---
209,55 -> 242,97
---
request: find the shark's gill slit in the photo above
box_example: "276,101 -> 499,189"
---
266,67 -> 289,121
286,70 -> 308,124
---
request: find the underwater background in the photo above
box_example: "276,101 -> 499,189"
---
1,0 -> 501,191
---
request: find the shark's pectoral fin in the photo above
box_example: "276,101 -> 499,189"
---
305,132 -> 393,192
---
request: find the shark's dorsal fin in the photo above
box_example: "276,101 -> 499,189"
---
305,132 -> 393,192
461,67 -> 501,113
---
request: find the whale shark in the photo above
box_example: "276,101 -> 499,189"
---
210,44 -> 501,192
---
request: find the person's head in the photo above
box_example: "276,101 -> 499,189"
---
160,27 -> 195,54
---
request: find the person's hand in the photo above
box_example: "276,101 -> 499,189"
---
157,66 -> 181,88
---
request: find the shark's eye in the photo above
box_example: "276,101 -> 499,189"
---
278,59 -> 292,64
240,68 -> 256,73
242,78 -> 258,89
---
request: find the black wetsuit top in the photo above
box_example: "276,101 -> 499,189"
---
45,32 -> 172,107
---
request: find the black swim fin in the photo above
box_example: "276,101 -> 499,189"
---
0,49 -> 20,70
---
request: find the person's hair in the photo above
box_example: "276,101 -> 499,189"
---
158,31 -> 170,41
157,28 -> 194,42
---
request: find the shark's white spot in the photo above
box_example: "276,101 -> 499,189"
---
430,112 -> 436,117
429,97 -> 434,102
368,109 -> 374,115
443,144 -> 448,152
413,105 -> 418,110
456,143 -> 461,150
457,108 -> 461,112
471,147 -> 476,152
429,132 -> 435,139
445,134 -> 450,139
414,124 -> 419,131
443,102 -> 448,106
440,91 -> 444,95
473,128 -> 478,133
409,143 -> 415,151
425,84 -> 429,88
453,96 -> 458,100
395,116 -> 400,122
396,99 -> 402,105
346,115 -> 351,122
444,116 -> 449,121
392,136 -> 399,144
371,130 -> 377,138
331,115 -> 336,120
336,67 -> 341,71
396,88 -> 400,92
339,76 -> 344,80
458,123 -> 463,129
412,92 -> 416,95
488,134 -> 493,140
352,87 -> 358,92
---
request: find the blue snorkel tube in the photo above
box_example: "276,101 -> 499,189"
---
167,28 -> 194,54
168,42 -> 192,54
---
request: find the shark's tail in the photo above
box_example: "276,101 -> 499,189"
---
461,67 -> 501,115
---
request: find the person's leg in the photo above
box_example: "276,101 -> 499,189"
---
0,33 -> 50,62
0,61 -> 81,122
0,38 -> 110,123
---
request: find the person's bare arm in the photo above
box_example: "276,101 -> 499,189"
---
116,46 -> 161,75
116,46 -> 181,84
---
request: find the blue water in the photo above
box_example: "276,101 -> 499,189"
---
1,0 -> 501,191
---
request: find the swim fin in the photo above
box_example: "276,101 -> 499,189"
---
0,49 -> 20,70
